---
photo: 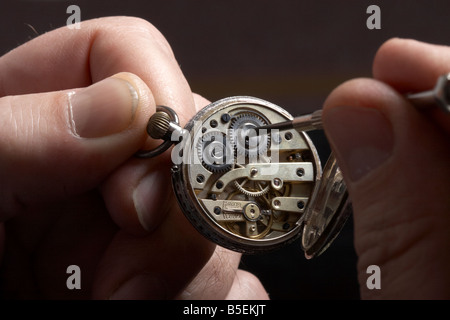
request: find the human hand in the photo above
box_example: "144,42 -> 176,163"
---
323,38 -> 450,299
0,17 -> 268,300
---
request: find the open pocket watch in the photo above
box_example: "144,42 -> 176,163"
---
136,96 -> 351,258
135,74 -> 450,258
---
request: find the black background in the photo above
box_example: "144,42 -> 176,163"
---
1,0 -> 449,300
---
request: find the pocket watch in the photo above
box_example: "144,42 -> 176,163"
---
136,96 -> 351,258
135,74 -> 450,257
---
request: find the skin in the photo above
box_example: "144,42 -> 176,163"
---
323,38 -> 450,299
0,17 -> 268,300
0,17 -> 448,299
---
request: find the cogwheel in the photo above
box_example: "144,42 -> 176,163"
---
234,178 -> 270,197
229,113 -> 271,158
197,131 -> 234,173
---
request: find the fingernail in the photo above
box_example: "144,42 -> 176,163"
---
109,274 -> 167,300
323,106 -> 394,182
133,169 -> 171,231
68,77 -> 138,138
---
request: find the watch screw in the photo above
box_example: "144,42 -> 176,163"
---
196,174 -> 205,183
210,119 -> 218,128
221,113 -> 231,123
216,180 -> 224,189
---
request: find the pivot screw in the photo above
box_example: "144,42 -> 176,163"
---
216,180 -> 224,189
196,174 -> 205,183
284,132 -> 293,141
210,119 -> 218,128
221,113 -> 231,123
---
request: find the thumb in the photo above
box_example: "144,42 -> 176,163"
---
0,72 -> 153,220
323,78 -> 450,299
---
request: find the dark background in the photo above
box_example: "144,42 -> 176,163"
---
1,0 -> 448,299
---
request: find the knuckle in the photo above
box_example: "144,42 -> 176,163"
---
98,16 -> 175,58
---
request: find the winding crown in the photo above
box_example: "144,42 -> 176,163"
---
147,111 -> 171,139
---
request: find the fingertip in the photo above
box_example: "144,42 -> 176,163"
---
372,38 -> 412,84
100,156 -> 173,235
373,38 -> 406,71
99,160 -> 146,236
373,38 -> 446,91
323,77 -> 394,113
192,93 -> 211,112
132,163 -> 173,232
111,72 -> 155,126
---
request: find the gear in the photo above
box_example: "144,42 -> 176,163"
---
197,131 -> 234,173
234,178 -> 270,197
229,113 -> 271,158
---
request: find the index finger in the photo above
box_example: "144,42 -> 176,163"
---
0,16 -> 195,125
373,38 -> 450,132
1,16 -> 199,234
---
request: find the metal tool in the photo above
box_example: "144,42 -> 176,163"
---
254,73 -> 450,133
406,73 -> 450,113
254,110 -> 323,133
